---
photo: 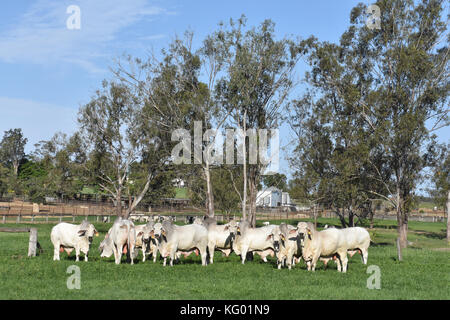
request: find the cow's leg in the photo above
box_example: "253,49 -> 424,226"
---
114,244 -> 123,265
84,250 -> 88,262
337,250 -> 348,273
335,256 -> 342,272
208,243 -> 215,264
240,245 -> 249,265
169,251 -> 176,267
287,253 -> 293,270
306,260 -> 311,271
75,246 -> 80,262
362,249 -> 368,265
142,245 -> 146,262
129,244 -> 135,265
53,242 -> 60,261
200,246 -> 208,266
152,246 -> 158,263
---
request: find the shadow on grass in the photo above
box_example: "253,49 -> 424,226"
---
413,230 -> 446,240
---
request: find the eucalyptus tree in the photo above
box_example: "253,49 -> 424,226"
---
31,132 -> 86,200
215,16 -> 304,226
290,0 -> 449,245
78,80 -> 172,218
0,128 -> 27,176
112,31 -> 227,217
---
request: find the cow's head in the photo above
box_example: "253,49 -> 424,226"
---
138,223 -> 154,245
78,221 -> 98,243
267,229 -> 282,253
225,220 -> 239,237
99,233 -> 113,258
296,222 -> 313,241
152,223 -> 167,242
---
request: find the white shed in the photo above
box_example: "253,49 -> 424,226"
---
256,187 -> 283,207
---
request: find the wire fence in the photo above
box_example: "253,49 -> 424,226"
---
0,198 -> 446,224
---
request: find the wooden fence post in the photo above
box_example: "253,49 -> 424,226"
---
28,228 -> 39,257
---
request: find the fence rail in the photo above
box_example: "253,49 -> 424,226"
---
0,200 -> 446,224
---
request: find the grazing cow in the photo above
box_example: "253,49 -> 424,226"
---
228,220 -> 277,265
272,223 -> 300,270
150,220 -> 208,266
296,222 -> 349,272
99,218 -> 137,265
134,221 -> 158,262
51,220 -> 98,262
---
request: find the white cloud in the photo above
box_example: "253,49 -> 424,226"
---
0,0 -> 169,73
0,97 -> 78,153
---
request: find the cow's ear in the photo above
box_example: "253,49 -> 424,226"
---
161,228 -> 166,236
78,230 -> 86,236
224,225 -> 229,231
289,229 -> 297,234
137,231 -> 143,237
266,234 -> 273,241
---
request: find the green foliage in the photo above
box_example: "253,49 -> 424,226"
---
0,128 -> 27,176
429,143 -> 450,209
290,0 -> 449,231
211,166 -> 241,215
263,173 -> 287,191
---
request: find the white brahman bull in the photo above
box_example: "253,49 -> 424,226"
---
150,220 -> 208,266
134,221 -> 158,262
272,223 -> 300,270
296,222 -> 349,272
228,220 -> 278,265
51,220 -> 98,262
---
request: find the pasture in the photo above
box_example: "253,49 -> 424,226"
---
0,218 -> 448,300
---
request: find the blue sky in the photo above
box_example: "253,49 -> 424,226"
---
0,0 -> 448,185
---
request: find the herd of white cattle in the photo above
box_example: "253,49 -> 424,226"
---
50,216 -> 371,272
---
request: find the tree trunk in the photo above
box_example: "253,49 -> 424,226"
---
336,208 -> 347,228
242,112 -> 247,221
396,187 -> 408,248
348,210 -> 354,227
117,188 -> 123,218
204,164 -> 215,217
446,191 -> 450,243
369,208 -> 374,229
13,160 -> 19,176
248,176 -> 257,228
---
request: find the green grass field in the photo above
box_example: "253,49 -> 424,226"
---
0,218 -> 448,300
